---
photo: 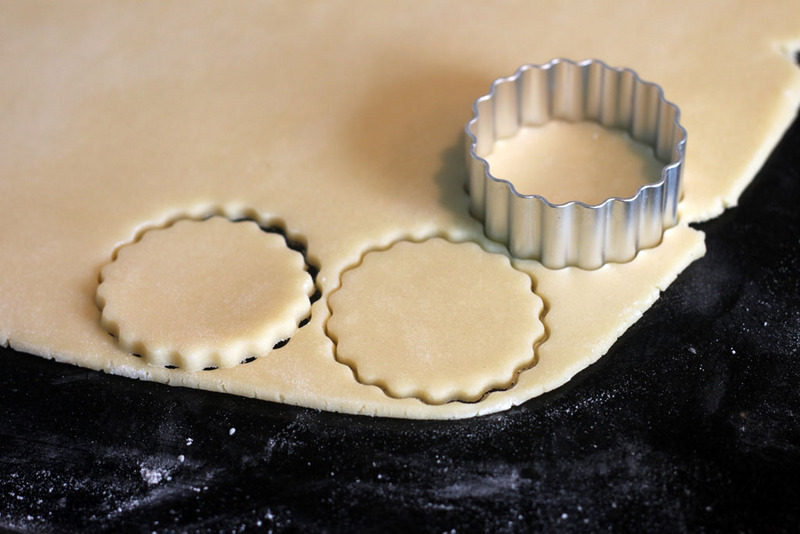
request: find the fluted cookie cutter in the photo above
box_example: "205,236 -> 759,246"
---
466,58 -> 686,269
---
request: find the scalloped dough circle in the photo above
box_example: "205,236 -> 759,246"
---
96,217 -> 314,371
327,238 -> 546,404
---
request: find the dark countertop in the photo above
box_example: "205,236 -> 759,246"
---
1,111 -> 799,533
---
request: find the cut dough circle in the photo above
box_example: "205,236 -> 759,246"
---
96,217 -> 314,371
326,238 -> 546,404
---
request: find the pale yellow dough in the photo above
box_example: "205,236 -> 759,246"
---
327,238 -> 545,404
486,121 -> 665,205
96,217 -> 314,372
0,1 -> 798,418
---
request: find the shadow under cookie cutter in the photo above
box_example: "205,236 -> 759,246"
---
466,58 -> 687,270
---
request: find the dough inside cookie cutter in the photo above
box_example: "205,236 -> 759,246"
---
466,58 -> 687,269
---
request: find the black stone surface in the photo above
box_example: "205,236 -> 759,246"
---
1,110 -> 799,533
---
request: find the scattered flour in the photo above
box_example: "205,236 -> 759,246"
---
139,467 -> 164,486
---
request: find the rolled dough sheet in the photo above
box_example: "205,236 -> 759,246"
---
0,1 -> 798,419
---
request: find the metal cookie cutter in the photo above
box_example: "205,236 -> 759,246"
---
466,58 -> 686,269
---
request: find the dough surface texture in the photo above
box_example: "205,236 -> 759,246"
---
0,1 -> 798,418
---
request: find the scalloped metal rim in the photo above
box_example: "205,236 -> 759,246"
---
465,58 -> 687,269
